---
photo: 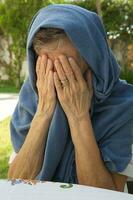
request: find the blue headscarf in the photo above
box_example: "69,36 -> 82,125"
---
10,4 -> 133,183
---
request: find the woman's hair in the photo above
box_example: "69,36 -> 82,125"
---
33,28 -> 66,54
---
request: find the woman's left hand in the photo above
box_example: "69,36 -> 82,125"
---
53,55 -> 93,121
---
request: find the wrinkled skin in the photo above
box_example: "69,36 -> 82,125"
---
35,36 -> 93,119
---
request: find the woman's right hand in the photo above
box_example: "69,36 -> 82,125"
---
36,55 -> 57,119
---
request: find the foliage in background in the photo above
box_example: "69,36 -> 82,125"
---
102,0 -> 133,68
0,80 -> 20,93
0,117 -> 12,179
102,0 -> 133,42
0,0 -> 51,88
71,0 -> 133,42
120,68 -> 133,84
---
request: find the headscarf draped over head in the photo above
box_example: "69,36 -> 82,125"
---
10,4 -> 133,182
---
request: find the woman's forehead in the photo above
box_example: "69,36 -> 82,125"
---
39,37 -> 79,56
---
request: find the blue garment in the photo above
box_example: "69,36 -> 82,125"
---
10,4 -> 133,182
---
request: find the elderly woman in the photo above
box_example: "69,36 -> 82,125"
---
8,4 -> 133,192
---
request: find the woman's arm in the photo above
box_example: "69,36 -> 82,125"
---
53,55 -> 127,191
8,112 -> 52,179
8,55 -> 56,180
68,115 -> 127,191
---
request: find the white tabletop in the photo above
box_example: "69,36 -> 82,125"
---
0,180 -> 133,200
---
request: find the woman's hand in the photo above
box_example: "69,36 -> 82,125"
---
36,55 -> 56,118
53,55 -> 93,122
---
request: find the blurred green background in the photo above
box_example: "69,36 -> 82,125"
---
0,0 -> 133,179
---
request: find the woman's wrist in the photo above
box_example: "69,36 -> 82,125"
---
33,110 -> 53,125
36,104 -> 54,119
68,113 -> 92,145
67,113 -> 90,126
